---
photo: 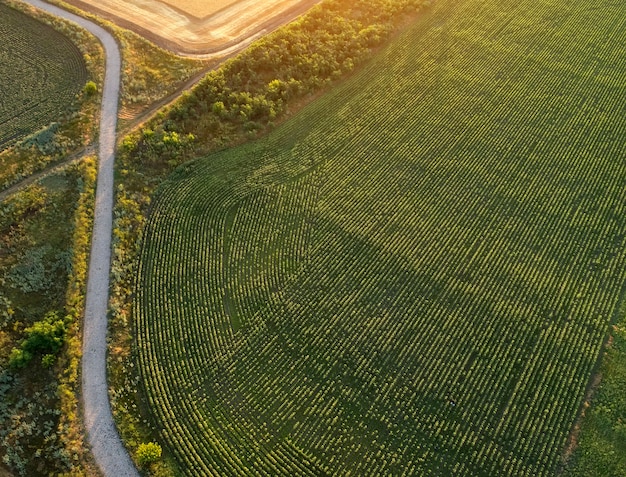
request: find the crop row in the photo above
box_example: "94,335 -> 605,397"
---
0,4 -> 87,150
134,0 -> 626,474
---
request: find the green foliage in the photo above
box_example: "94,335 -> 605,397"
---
0,183 -> 47,226
83,80 -> 98,96
21,311 -> 67,355
136,442 -> 162,467
0,1 -> 102,194
8,348 -> 32,368
19,123 -> 61,156
119,0 -> 425,169
6,243 -> 72,296
212,101 -> 226,116
0,379 -> 73,477
7,246 -> 53,294
8,311 -> 67,369
41,354 -> 56,368
565,322 -> 626,476
130,0 -> 626,474
0,163 -> 95,476
0,4 -> 87,151
110,3 -> 426,474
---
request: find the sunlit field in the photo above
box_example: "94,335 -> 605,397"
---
158,0 -> 241,18
134,0 -> 626,474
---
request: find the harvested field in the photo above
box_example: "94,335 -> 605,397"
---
62,0 -> 320,54
159,0 -> 241,19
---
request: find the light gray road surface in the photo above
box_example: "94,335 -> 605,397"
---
21,1 -> 139,476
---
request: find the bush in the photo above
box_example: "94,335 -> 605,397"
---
83,80 -> 97,96
22,311 -> 67,355
8,347 -> 32,368
8,311 -> 68,369
136,442 -> 162,467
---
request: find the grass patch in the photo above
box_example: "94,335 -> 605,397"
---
113,29 -> 212,127
564,315 -> 626,476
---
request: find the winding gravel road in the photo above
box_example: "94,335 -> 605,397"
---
22,1 -> 139,475
18,1 -> 315,474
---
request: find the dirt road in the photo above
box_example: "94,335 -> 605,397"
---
22,1 -> 138,475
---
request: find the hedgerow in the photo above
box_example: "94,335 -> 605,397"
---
119,0 -> 426,166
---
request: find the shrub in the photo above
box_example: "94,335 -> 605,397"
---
22,311 -> 67,355
83,80 -> 97,96
136,442 -> 162,467
8,348 -> 32,368
8,311 -> 68,369
41,354 -> 56,368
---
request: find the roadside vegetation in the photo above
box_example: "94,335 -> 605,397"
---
111,0 -> 626,474
0,3 -> 103,475
0,158 -> 97,476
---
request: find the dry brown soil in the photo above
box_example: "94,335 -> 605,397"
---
159,0 -> 241,19
62,0 -> 320,55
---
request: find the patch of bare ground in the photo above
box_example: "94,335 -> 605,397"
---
158,0 -> 241,19
60,0 -> 321,54
0,466 -> 14,477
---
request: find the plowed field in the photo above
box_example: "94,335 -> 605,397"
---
63,0 -> 319,54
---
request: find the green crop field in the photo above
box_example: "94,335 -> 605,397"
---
0,4 -> 87,150
134,0 -> 626,474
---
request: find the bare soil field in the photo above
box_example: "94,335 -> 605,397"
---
62,0 -> 320,54
159,0 -> 241,19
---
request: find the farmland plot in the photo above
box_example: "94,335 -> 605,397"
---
0,4 -> 87,150
61,0 -> 317,54
135,0 -> 626,474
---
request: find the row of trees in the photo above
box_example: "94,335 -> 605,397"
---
121,0 -> 428,166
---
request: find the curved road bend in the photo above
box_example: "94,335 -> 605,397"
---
22,1 -> 138,475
